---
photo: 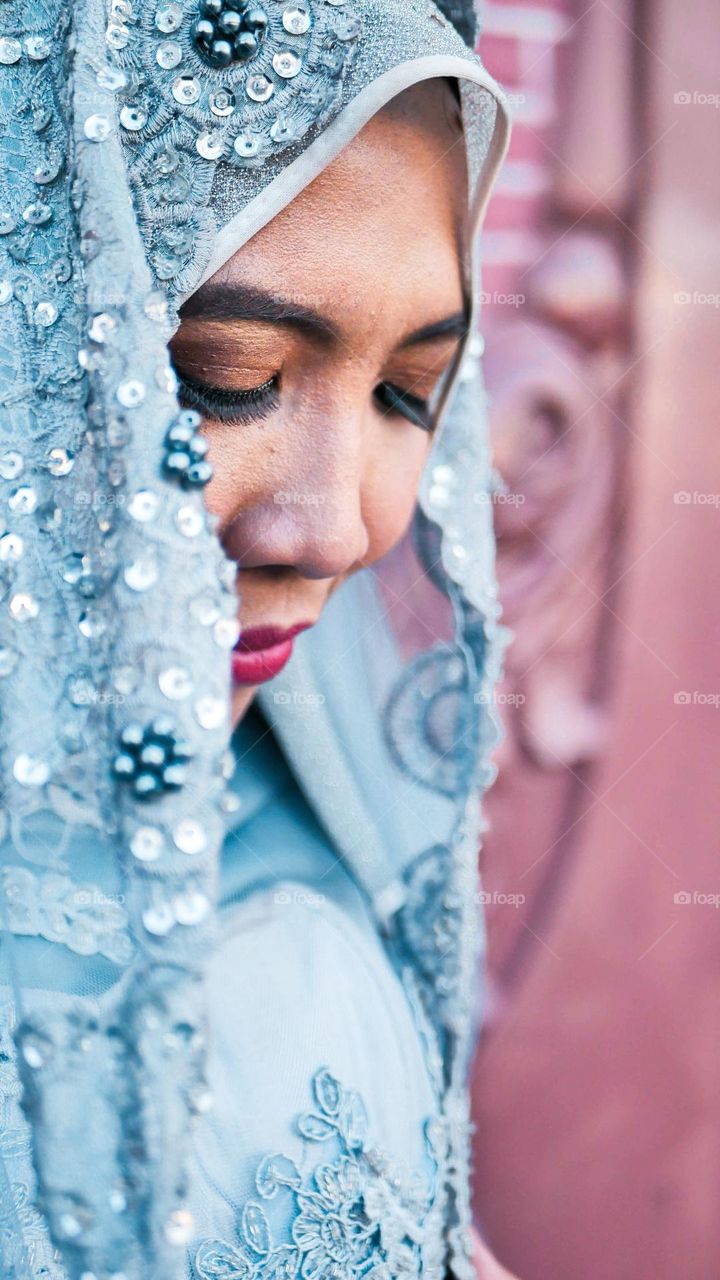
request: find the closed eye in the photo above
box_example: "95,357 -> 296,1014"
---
374,382 -> 433,432
175,370 -> 280,426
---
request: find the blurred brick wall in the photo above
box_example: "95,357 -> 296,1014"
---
470,1 -> 720,1277
481,0 -> 570,300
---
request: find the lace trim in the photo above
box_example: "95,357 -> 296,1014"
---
1,864 -> 135,965
192,1066 -> 449,1280
388,797 -> 488,1280
0,1007 -> 65,1280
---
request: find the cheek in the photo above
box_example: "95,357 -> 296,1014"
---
199,428 -> 267,527
362,433 -> 432,564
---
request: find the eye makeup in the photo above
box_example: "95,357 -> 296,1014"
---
171,303 -> 462,433
175,370 -> 280,426
175,356 -> 437,434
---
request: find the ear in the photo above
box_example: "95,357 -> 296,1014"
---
434,0 -> 478,47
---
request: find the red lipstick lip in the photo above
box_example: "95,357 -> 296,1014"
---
231,641 -> 294,686
236,622 -> 312,654
231,622 -> 313,687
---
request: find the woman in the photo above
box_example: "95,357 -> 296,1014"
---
0,1 -> 511,1278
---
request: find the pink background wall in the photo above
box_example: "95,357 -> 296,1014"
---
471,1 -> 720,1275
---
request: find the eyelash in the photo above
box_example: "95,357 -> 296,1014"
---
176,371 -> 433,432
374,382 -> 433,432
176,372 -> 280,425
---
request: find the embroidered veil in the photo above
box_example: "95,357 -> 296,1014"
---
0,1 -> 510,1276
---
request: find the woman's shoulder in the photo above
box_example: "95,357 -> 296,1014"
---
187,882 -> 449,1279
200,879 -> 440,1171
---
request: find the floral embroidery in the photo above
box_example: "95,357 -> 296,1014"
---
1,864 -> 134,965
396,845 -> 465,1029
383,645 -> 476,799
193,1067 -> 448,1280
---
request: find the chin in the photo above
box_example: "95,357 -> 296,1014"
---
232,686 -> 257,727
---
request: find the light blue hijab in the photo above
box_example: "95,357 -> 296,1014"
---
0,1 -> 509,1277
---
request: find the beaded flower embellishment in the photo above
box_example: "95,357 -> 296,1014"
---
103,0 -> 362,290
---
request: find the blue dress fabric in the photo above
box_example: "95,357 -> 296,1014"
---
0,2 -> 510,1277
189,706 -> 447,1279
0,704 -> 445,1278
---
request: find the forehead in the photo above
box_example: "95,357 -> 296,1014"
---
212,81 -> 468,346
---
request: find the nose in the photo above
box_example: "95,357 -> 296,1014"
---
219,426 -> 371,580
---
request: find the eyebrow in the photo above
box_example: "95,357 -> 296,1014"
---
179,282 -> 341,344
179,281 -> 469,351
399,311 -> 469,349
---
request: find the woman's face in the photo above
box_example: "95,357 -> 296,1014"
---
170,80 -> 468,725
